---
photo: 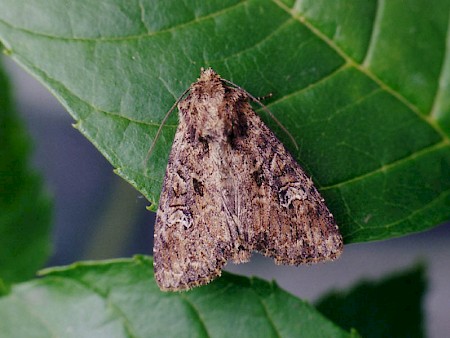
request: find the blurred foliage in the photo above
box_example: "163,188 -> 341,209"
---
316,264 -> 426,338
0,60 -> 52,286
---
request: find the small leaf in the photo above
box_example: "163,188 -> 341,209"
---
315,264 -> 427,338
0,1 -> 449,242
0,60 -> 52,285
0,256 -> 350,338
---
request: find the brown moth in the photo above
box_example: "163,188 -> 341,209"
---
153,68 -> 343,291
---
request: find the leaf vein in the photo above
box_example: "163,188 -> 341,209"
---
8,293 -> 59,338
0,0 -> 248,42
322,141 -> 448,191
430,12 -> 450,119
249,285 -> 282,338
347,188 -> 450,239
264,63 -> 349,110
179,294 -> 211,338
46,276 -> 136,338
385,189 -> 450,229
272,0 -> 450,144
298,87 -> 382,131
137,0 -> 150,34
205,17 -> 294,65
10,54 -> 179,133
362,0 -> 384,67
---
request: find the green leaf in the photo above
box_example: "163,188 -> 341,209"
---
315,264 -> 426,338
0,59 -> 52,285
0,0 -> 449,242
0,256 -> 350,338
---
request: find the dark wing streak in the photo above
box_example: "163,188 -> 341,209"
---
233,110 -> 343,265
154,126 -> 232,291
215,145 -> 252,264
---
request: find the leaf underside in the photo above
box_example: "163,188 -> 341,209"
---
0,256 -> 350,338
0,0 -> 449,243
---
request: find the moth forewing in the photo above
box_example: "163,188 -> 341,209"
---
153,68 -> 343,291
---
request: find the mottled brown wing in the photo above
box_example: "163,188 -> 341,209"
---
154,68 -> 342,292
228,110 -> 343,265
153,122 -> 246,291
154,112 -> 342,291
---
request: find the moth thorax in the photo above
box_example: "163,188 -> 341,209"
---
182,100 -> 230,142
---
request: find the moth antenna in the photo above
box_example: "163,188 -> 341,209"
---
221,78 -> 299,151
144,87 -> 191,168
256,93 -> 273,101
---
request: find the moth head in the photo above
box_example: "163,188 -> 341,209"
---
178,69 -> 230,141
195,68 -> 225,102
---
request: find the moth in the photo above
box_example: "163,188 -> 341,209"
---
153,68 -> 343,291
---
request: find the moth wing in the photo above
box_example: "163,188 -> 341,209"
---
153,124 -> 241,291
154,71 -> 342,290
232,113 -> 343,265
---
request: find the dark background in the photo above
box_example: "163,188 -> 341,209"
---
4,57 -> 449,338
